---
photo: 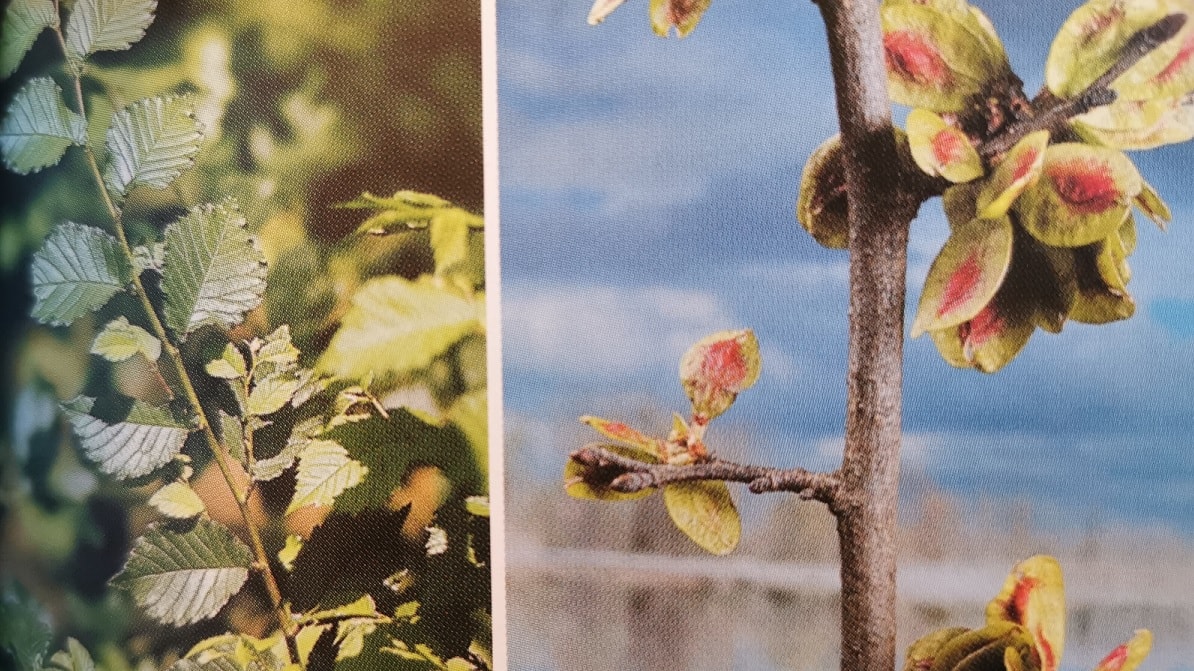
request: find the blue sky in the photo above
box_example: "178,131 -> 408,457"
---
498,0 -> 1194,534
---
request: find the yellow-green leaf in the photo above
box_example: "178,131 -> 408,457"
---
679,329 -> 761,422
1046,0 -> 1172,99
977,130 -> 1049,219
286,440 -> 367,514
797,134 -> 849,249
581,415 -> 664,456
1093,630 -> 1152,671
1,0 -> 57,80
929,287 -> 1035,374
147,482 -> 205,519
247,374 -> 301,417
912,216 -> 1014,338
649,0 -> 712,37
205,343 -> 247,380
278,535 -> 302,572
906,108 -> 983,183
1133,179 -> 1172,229
1072,93 -> 1194,151
663,480 -> 740,555
986,555 -> 1066,671
91,316 -> 161,362
903,626 -> 970,671
1015,143 -> 1141,248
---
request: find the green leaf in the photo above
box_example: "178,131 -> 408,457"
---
318,277 -> 482,379
679,329 -> 761,421
663,481 -> 740,555
901,627 -> 970,671
977,130 -> 1049,219
1014,143 -> 1142,248
219,410 -> 245,462
0,581 -> 51,671
162,200 -> 267,338
464,496 -> 489,517
906,108 -> 983,183
580,415 -> 665,455
796,134 -> 849,249
91,316 -> 161,362
247,374 -> 301,417
148,482 -> 205,519
255,325 -> 300,366
43,638 -> 95,671
649,0 -> 712,38
30,221 -> 132,326
1,0 -> 57,79
929,283 -> 1036,374
111,518 -> 252,626
1134,178 -> 1172,229
1069,244 -> 1136,324
132,241 -> 165,273
1072,94 -> 1194,151
429,210 -> 472,275
1,78 -> 87,174
449,389 -> 488,483
205,343 -> 247,380
64,0 -> 156,66
565,443 -> 659,502
880,1 -> 1011,111
286,440 -> 368,514
987,555 -> 1066,671
911,216 -> 1014,337
102,96 -> 202,197
61,396 -> 191,479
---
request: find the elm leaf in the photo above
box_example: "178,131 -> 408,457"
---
912,216 -> 1014,338
204,343 -> 246,380
1,0 -> 57,79
796,134 -> 849,249
986,555 -> 1066,671
679,329 -> 761,421
111,518 -> 252,626
30,221 -> 132,326
977,130 -> 1049,219
1,78 -> 87,174
1094,630 -> 1152,671
103,96 -> 202,197
246,374 -> 301,417
649,0 -> 712,37
147,482 -> 205,520
581,415 -> 664,455
663,481 -> 740,555
91,316 -> 160,362
317,276 -> 481,379
286,440 -> 367,514
1046,0 -> 1172,99
61,396 -> 191,479
161,200 -> 267,338
64,0 -> 156,66
906,108 -> 983,183
1072,94 -> 1194,151
1015,143 -> 1142,248
44,638 -> 95,671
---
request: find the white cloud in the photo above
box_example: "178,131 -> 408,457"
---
504,283 -> 739,377
810,432 -> 945,466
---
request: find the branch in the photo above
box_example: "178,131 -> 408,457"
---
570,444 -> 841,503
50,11 -> 299,662
981,13 -> 1186,158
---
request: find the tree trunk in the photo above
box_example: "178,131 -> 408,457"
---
815,0 -> 918,668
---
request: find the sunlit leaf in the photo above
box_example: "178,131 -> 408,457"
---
906,108 -> 983,182
43,638 -> 95,671
1,0 -> 57,79
796,134 -> 849,249
148,482 -> 206,520
1015,143 -> 1141,247
103,96 -> 202,197
977,130 -> 1049,219
111,518 -> 252,626
1093,630 -> 1152,671
450,389 -> 488,482
679,329 -> 761,422
247,374 -> 301,417
880,1 -> 1010,111
30,221 -> 131,326
588,0 -> 628,25
1,78 -> 87,174
91,316 -> 160,362
62,396 -> 191,479
912,216 -> 1014,337
205,343 -> 247,380
317,276 -> 481,379
580,415 -> 665,456
663,481 -> 740,555
1133,179 -> 1172,228
255,325 -> 300,367
162,200 -> 267,338
1072,93 -> 1194,150
901,626 -> 970,671
465,496 -> 489,517
64,0 -> 156,66
1110,10 -> 1194,101
649,0 -> 712,37
1046,0 -> 1173,99
986,555 -> 1066,671
429,210 -> 473,275
278,535 -> 302,572
565,444 -> 658,501
286,440 -> 368,514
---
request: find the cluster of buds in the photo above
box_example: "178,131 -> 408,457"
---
800,0 -> 1194,372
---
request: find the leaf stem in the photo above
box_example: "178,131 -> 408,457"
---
50,17 -> 300,662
